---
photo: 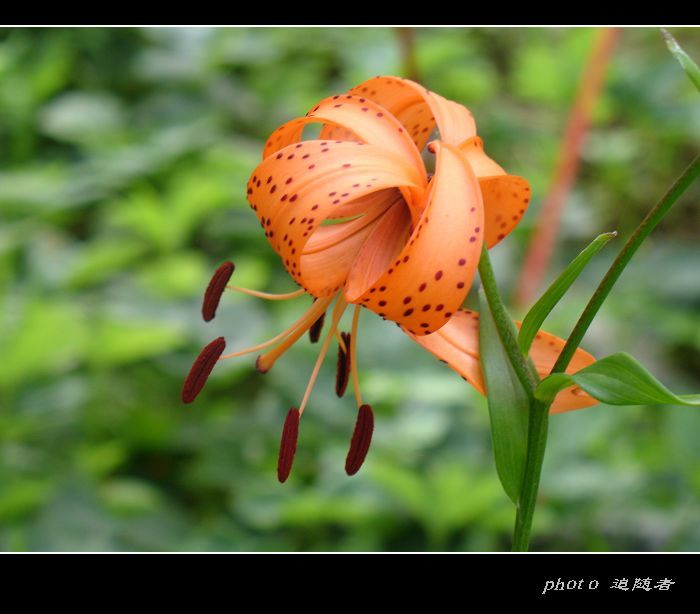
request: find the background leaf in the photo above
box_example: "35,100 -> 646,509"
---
662,29 -> 700,92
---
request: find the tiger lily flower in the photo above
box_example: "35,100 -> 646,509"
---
182,76 -> 597,482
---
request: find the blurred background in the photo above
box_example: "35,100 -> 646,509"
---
0,27 -> 699,552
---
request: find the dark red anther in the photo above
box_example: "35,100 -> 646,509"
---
308,312 -> 325,343
345,404 -> 374,476
181,337 -> 226,404
277,408 -> 300,483
202,261 -> 235,322
335,332 -> 351,397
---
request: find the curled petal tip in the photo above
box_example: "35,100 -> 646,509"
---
278,408 -> 300,483
181,337 -> 226,404
202,261 -> 235,322
345,404 -> 374,476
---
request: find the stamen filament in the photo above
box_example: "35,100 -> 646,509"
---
350,305 -> 363,407
335,329 -> 347,353
298,295 -> 348,415
226,286 -> 306,301
219,296 -> 331,361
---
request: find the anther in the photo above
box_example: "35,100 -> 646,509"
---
278,408 -> 300,483
202,261 -> 235,322
182,337 -> 226,404
335,332 -> 351,397
309,312 -> 326,343
345,404 -> 374,476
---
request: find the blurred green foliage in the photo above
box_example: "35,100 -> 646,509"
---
0,27 -> 699,552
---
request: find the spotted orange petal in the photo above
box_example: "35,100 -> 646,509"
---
459,136 -> 531,248
247,140 -> 421,296
344,142 -> 484,335
349,76 -> 477,149
262,94 -> 426,213
407,309 -> 598,413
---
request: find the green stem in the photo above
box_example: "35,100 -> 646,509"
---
511,154 -> 700,552
552,154 -> 700,376
512,399 -> 548,551
478,246 -> 539,395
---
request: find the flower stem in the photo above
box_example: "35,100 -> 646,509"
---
478,245 -> 539,396
511,154 -> 700,552
512,399 -> 548,551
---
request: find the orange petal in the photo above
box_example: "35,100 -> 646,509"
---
342,199 -> 413,306
262,94 -> 426,211
410,310 -> 486,394
344,142 -> 484,335
325,187 -> 402,220
459,136 -> 531,248
525,327 -> 597,412
349,76 -> 477,149
300,194 -> 398,296
247,140 -> 420,295
407,309 -> 598,413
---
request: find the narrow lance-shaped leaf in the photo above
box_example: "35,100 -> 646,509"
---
662,29 -> 700,93
478,290 -> 530,504
518,232 -> 617,355
536,352 -> 700,407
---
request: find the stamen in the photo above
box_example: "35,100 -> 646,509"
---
202,262 -> 235,322
350,305 -> 363,407
277,407 -> 300,483
298,295 -> 347,415
308,311 -> 325,343
335,332 -> 351,397
219,296 -> 331,362
226,286 -> 306,301
345,404 -> 374,476
182,337 -> 226,404
335,329 -> 347,353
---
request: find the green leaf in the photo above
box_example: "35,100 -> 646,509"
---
518,232 -> 617,355
536,352 -> 700,407
662,29 -> 700,93
478,290 -> 529,504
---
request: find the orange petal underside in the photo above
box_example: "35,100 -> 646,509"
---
407,309 -> 598,413
344,142 -> 484,335
458,137 -> 531,248
349,76 -> 477,149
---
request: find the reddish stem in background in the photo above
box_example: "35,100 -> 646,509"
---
514,28 -> 621,308
396,27 -> 420,82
